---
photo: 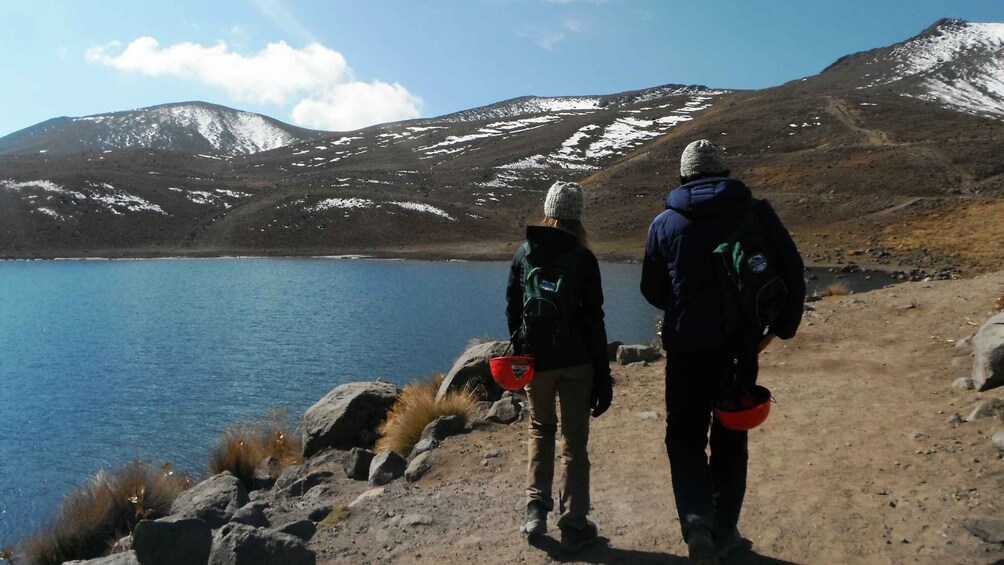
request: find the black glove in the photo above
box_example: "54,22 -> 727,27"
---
590,366 -> 613,417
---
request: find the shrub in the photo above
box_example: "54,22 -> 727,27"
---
20,461 -> 190,565
208,408 -> 303,492
376,375 -> 477,456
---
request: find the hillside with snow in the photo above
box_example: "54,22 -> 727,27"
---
820,19 -> 1004,118
0,19 -> 1002,272
0,102 -> 320,157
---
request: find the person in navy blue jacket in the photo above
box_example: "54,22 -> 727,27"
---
641,139 -> 805,563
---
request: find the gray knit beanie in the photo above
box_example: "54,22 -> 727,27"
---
543,181 -> 583,220
680,139 -> 728,178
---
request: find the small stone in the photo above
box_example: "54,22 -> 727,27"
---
637,411 -> 659,420
487,396 -> 522,424
401,513 -> 433,527
945,413 -> 965,426
344,447 -> 375,481
277,519 -> 317,541
419,414 -> 466,442
409,438 -> 439,459
230,500 -> 271,528
992,431 -> 1004,456
368,450 -> 407,486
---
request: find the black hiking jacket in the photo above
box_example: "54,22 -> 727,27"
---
506,226 -> 610,373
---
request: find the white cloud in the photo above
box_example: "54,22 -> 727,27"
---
292,81 -> 423,132
86,37 -> 422,131
518,19 -> 591,50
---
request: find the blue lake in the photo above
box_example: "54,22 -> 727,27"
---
0,258 -> 659,545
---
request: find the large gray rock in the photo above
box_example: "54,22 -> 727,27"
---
961,516 -> 1004,544
409,438 -> 438,459
276,470 -> 334,498
170,472 -> 249,528
209,523 -> 315,565
301,381 -> 400,456
616,344 -> 663,365
64,552 -> 140,565
972,313 -> 1004,391
133,518 -> 212,565
277,519 -> 317,542
487,396 -> 522,424
419,415 -> 466,443
436,341 -> 509,401
230,501 -> 271,528
344,447 -> 375,480
405,451 -> 432,482
368,450 -> 407,486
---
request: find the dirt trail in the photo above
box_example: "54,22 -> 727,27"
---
285,272 -> 1004,564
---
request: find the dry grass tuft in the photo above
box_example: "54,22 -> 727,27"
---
820,281 -> 850,298
20,461 -> 190,565
376,375 -> 477,456
209,408 -> 304,492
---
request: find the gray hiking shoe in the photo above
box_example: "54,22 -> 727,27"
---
560,520 -> 599,554
519,502 -> 548,537
686,528 -> 721,565
714,526 -> 751,560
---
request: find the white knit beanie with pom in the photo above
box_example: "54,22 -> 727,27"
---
543,181 -> 583,220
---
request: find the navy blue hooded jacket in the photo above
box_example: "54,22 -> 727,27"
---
641,177 -> 805,352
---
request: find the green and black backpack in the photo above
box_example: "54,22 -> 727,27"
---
517,245 -> 582,356
714,198 -> 790,338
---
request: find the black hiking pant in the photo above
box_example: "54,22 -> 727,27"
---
664,343 -> 758,541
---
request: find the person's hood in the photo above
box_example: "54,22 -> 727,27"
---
666,177 -> 751,220
525,225 -> 581,262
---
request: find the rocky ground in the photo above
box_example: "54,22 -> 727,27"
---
271,271 -> 1004,564
69,271 -> 1004,565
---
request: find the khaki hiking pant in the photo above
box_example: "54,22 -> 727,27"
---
525,362 -> 593,531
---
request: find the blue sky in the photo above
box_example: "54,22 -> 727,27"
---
1,0 -> 1002,136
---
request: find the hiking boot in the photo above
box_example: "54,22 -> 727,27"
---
519,502 -> 548,537
714,526 -> 751,560
560,520 -> 599,554
686,528 -> 721,565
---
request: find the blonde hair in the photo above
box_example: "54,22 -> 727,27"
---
541,216 -> 589,247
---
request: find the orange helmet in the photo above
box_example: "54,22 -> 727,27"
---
714,385 -> 772,431
489,356 -> 536,391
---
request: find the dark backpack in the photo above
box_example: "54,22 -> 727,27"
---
517,244 -> 582,356
713,198 -> 789,337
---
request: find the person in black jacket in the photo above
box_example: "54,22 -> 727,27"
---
641,140 -> 805,564
506,180 -> 613,554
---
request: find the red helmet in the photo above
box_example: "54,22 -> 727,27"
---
714,385 -> 772,431
489,356 -> 536,391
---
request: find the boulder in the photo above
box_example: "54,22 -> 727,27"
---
344,447 -> 375,480
960,516 -> 1004,544
64,552 -> 141,564
606,341 -> 624,360
972,313 -> 1004,391
487,396 -> 522,424
133,518 -> 212,565
436,341 -> 509,401
302,381 -> 400,456
405,452 -> 432,482
277,519 -> 317,541
368,450 -> 407,486
277,470 -> 334,498
252,456 -> 281,491
230,501 -> 271,528
409,438 -> 438,459
170,472 -> 249,529
209,523 -> 315,565
616,344 -> 663,365
419,415 -> 466,443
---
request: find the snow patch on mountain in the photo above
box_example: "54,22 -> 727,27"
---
1,179 -> 167,217
857,20 -> 1004,118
